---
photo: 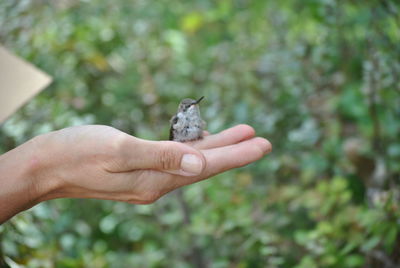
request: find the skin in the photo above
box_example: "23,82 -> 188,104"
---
0,124 -> 271,224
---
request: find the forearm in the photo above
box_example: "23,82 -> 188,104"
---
0,137 -> 50,223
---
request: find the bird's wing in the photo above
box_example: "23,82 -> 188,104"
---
201,119 -> 206,129
169,115 -> 178,141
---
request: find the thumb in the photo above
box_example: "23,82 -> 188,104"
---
117,138 -> 206,176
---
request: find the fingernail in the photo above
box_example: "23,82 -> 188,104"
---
180,154 -> 203,175
258,138 -> 272,154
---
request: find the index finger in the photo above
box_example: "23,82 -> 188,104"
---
188,124 -> 256,150
173,136 -> 272,186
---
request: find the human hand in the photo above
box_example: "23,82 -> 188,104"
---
0,124 -> 271,222
36,124 -> 271,203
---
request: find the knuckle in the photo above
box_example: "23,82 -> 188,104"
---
157,143 -> 180,170
124,190 -> 162,205
138,192 -> 161,204
108,133 -> 128,152
100,134 -> 131,171
104,133 -> 132,160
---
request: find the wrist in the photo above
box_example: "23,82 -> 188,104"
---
0,134 -> 61,222
26,133 -> 65,202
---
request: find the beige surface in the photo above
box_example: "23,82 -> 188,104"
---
0,45 -> 52,123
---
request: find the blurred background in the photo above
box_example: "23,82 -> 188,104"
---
0,0 -> 399,267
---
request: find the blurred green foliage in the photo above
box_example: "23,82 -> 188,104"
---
1,0 -> 400,267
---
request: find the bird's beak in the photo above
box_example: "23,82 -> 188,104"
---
193,96 -> 204,105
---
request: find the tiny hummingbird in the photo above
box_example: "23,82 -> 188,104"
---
169,96 -> 206,142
